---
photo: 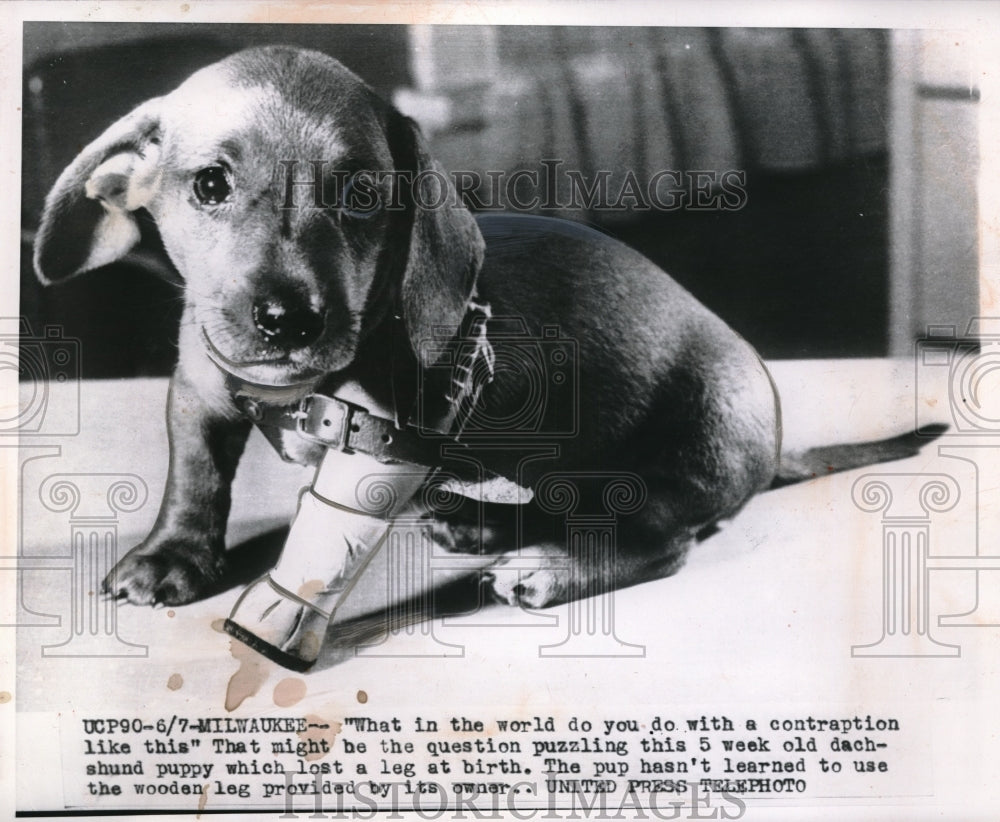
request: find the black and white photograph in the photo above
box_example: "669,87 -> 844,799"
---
3,1 -> 1000,819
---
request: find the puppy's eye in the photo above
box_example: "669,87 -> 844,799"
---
341,171 -> 382,219
193,166 -> 231,205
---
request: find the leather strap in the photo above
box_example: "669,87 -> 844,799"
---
300,393 -> 463,466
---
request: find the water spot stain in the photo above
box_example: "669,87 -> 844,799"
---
225,639 -> 271,712
357,690 -> 368,704
298,714 -> 342,761
0,692 -> 11,704
273,677 -> 307,707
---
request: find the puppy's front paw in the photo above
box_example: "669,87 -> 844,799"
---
102,536 -> 225,606
485,546 -> 568,609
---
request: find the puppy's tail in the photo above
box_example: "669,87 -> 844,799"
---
770,423 -> 948,490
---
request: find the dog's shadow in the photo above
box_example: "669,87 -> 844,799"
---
215,526 -> 493,672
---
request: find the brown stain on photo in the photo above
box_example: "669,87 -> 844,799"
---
297,579 -> 326,600
197,782 -> 209,818
297,713 -> 343,762
225,639 -> 272,712
273,677 -> 307,708
167,673 -> 183,691
982,276 -> 999,312
356,689 -> 368,704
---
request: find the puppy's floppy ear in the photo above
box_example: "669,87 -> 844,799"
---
34,97 -> 163,284
387,113 -> 484,364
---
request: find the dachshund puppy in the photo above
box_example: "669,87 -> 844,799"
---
34,46 -> 939,611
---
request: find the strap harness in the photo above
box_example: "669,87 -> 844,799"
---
218,300 -> 495,468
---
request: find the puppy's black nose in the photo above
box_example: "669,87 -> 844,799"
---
252,294 -> 325,349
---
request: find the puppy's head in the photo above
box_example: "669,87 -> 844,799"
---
34,46 -> 484,384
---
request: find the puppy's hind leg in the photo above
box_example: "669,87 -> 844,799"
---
482,442 -> 768,611
485,527 -> 699,610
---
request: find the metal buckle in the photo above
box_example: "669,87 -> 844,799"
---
296,394 -> 353,450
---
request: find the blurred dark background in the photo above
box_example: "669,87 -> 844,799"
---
20,23 -> 892,378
